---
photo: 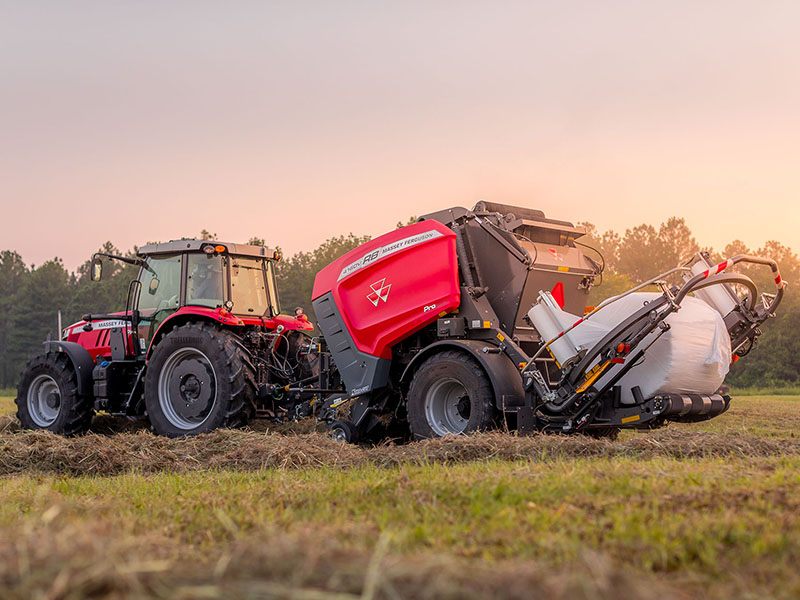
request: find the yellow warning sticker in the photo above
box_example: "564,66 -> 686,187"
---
621,414 -> 641,424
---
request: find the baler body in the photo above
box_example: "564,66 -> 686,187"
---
312,220 -> 461,396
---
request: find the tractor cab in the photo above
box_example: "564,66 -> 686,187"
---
125,240 -> 283,347
85,240 -> 288,354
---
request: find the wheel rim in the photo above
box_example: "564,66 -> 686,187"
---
424,377 -> 471,436
157,347 -> 217,430
27,374 -> 61,427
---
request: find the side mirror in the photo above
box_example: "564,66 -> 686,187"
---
148,277 -> 160,295
90,257 -> 103,282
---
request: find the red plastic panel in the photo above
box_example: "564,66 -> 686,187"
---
550,282 -> 565,308
313,220 -> 460,359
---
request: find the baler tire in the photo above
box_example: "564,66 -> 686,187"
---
144,322 -> 256,437
15,352 -> 94,435
407,350 -> 496,439
329,420 -> 359,444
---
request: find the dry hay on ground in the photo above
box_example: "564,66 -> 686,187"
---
1,414 -> 798,476
0,514 -> 683,600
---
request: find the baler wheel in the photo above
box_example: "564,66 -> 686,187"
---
144,322 -> 256,437
407,350 -> 496,439
329,420 -> 359,443
15,352 -> 93,435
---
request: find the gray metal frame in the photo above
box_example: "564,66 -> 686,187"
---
138,239 -> 278,260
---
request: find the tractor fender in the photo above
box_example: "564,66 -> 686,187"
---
146,310 -> 241,359
399,339 -> 526,410
42,340 -> 95,397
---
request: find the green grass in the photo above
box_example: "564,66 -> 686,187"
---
2,394 -> 800,598
3,456 -> 798,573
733,385 -> 800,396
669,394 -> 800,439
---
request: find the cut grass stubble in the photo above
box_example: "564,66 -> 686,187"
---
1,395 -> 800,599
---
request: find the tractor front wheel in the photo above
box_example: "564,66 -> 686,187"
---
16,353 -> 94,435
407,350 -> 496,439
144,323 -> 256,437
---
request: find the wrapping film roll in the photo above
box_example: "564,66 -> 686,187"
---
528,292 -> 731,405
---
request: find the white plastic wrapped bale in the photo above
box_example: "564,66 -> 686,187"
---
528,292 -> 732,405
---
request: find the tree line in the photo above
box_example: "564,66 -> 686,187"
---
0,218 -> 796,389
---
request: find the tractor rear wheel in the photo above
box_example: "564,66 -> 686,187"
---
407,350 -> 496,439
144,323 -> 256,437
16,353 -> 94,435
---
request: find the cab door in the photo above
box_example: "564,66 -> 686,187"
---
135,254 -> 183,349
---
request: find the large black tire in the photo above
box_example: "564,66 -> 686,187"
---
407,350 -> 496,440
16,353 -> 94,435
144,323 -> 256,437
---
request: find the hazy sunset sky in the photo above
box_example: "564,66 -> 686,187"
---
1,1 -> 799,270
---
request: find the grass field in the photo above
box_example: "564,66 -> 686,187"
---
1,394 -> 799,599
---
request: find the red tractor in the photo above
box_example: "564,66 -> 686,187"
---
16,240 -> 331,437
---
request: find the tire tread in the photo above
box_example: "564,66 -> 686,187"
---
407,350 -> 496,439
15,352 -> 94,435
145,322 -> 256,436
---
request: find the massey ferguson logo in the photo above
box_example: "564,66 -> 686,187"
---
367,278 -> 392,306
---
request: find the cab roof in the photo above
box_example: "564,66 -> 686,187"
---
137,239 -> 278,259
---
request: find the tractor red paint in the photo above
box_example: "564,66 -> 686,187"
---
62,307 -> 312,362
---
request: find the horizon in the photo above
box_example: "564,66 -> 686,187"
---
2,1 -> 799,271
4,205 -> 795,273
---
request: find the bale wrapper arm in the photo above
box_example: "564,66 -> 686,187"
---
520,254 -> 786,433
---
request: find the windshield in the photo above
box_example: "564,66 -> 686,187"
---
230,256 -> 269,315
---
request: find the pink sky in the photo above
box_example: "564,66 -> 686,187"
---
1,1 -> 799,270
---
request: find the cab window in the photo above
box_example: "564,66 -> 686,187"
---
231,256 -> 268,315
138,255 -> 182,315
186,253 -> 226,308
